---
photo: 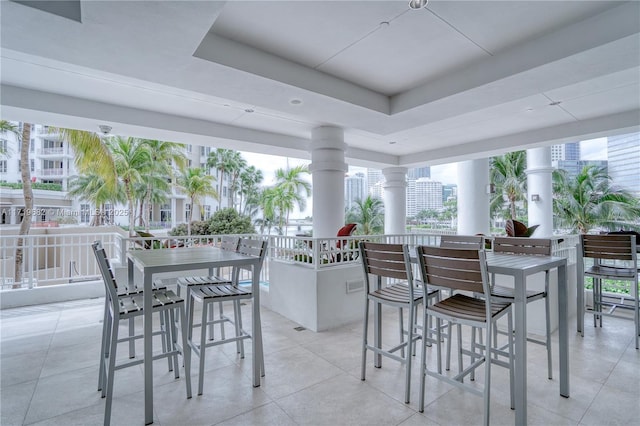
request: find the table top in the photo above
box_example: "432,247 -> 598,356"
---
127,246 -> 259,272
485,252 -> 567,276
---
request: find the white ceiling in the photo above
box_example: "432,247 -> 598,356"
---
1,0 -> 639,169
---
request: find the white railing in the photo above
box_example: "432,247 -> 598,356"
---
1,232 -> 120,289
0,231 -> 579,291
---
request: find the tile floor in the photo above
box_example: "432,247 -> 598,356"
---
1,297 -> 638,426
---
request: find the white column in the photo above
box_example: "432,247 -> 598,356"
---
309,126 -> 348,238
170,197 -> 177,229
457,159 -> 490,235
526,147 -> 553,237
382,167 -> 408,235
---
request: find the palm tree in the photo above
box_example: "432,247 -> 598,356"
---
8,122 -> 31,286
0,120 -> 19,157
138,139 -> 187,231
238,166 -> 263,216
227,153 -> 247,208
273,165 -> 311,234
207,148 -> 241,210
67,173 -> 124,225
490,151 -> 527,220
176,168 -> 217,235
346,196 -> 384,235
553,165 -> 640,233
107,137 -> 152,236
58,128 -> 117,193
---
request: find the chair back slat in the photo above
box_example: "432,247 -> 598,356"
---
493,237 -> 551,256
359,242 -> 413,289
416,246 -> 487,295
238,238 -> 268,259
91,241 -> 119,303
220,236 -> 240,252
582,234 -> 636,261
440,235 -> 484,249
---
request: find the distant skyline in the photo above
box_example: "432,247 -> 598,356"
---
242,137 -> 610,218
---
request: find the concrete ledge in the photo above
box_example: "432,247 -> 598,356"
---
1,280 -> 104,309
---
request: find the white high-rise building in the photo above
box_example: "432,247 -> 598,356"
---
551,142 -> 580,162
367,169 -> 383,199
608,132 -> 640,195
345,172 -> 367,211
414,178 -> 443,214
0,122 -> 228,228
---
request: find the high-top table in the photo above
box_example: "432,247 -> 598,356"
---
127,246 -> 264,425
485,252 -> 569,425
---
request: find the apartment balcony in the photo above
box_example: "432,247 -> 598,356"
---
37,168 -> 66,177
37,147 -> 72,158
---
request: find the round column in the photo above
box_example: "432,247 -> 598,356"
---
457,159 -> 490,235
382,167 -> 408,235
309,126 -> 348,238
526,147 -> 553,237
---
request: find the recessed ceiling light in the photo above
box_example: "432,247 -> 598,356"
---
290,99 -> 302,105
389,141 -> 397,145
549,101 -> 562,106
379,21 -> 390,28
244,108 -> 254,113
526,108 -> 534,112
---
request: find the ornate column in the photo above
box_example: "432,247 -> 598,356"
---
457,159 -> 490,235
309,126 -> 348,238
526,147 -> 553,237
382,167 -> 408,235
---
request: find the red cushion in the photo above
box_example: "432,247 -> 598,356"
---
337,223 -> 357,237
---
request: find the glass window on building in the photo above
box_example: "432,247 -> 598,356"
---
223,186 -> 227,197
80,204 -> 91,223
0,139 -> 7,153
160,204 -> 171,223
30,159 -> 34,172
204,205 -> 211,220
0,160 -> 6,173
185,203 -> 191,222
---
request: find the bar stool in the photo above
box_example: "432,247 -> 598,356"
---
187,238 -> 268,395
92,242 -> 191,425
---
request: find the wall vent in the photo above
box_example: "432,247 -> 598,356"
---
346,279 -> 364,294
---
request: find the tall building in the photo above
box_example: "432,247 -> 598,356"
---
408,166 -> 430,180
414,178 -> 443,215
551,142 -> 580,161
366,169 -> 383,199
442,184 -> 457,202
555,160 -> 608,181
345,172 -> 367,210
608,132 -> 640,195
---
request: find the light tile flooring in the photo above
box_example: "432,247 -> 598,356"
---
1,297 -> 639,426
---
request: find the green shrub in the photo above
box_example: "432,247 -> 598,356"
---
0,182 -> 63,191
207,208 -> 255,235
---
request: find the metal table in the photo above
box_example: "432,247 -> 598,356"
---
485,252 -> 569,425
127,246 -> 264,425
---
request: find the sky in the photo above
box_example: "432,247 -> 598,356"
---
241,137 -> 609,218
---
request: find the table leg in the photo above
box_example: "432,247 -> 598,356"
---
143,270 -> 154,425
576,243 -> 584,335
252,262 -> 262,387
558,262 -> 570,397
513,271 -> 527,425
